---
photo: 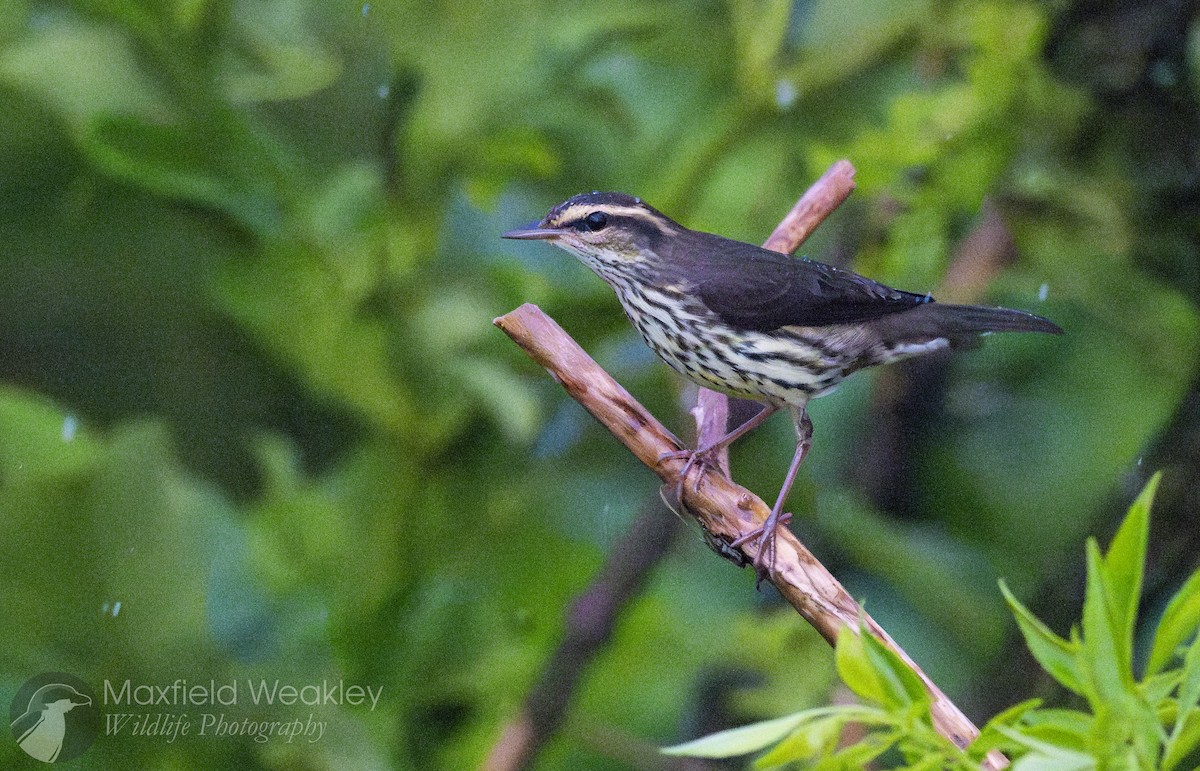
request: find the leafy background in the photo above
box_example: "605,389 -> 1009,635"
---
0,0 -> 1197,768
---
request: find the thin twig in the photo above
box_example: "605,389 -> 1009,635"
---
764,160 -> 858,254
482,503 -> 686,771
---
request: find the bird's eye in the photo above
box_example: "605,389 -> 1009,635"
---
582,211 -> 608,231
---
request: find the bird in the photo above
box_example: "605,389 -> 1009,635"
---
11,683 -> 93,763
503,191 -> 1061,579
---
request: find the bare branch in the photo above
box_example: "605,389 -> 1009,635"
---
688,388 -> 732,473
763,159 -> 857,254
495,302 -> 1002,766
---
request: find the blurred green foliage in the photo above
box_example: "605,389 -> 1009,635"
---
0,0 -> 1196,769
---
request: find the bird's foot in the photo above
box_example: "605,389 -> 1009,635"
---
657,405 -> 779,510
658,445 -> 723,504
729,512 -> 793,588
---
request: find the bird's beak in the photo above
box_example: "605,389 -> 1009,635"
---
502,223 -> 568,240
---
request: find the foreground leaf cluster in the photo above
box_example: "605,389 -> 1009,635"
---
668,474 -> 1200,769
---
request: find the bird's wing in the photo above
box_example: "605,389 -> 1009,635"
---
14,711 -> 46,746
688,237 -> 932,332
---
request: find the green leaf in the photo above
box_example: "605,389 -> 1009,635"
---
221,34 -> 341,104
1000,580 -> 1085,695
1089,698 -> 1164,770
1011,752 -> 1096,771
970,698 -> 1042,759
1018,708 -> 1093,751
985,697 -> 1044,729
1148,568 -> 1200,676
661,711 -> 816,758
861,628 -> 930,711
1163,708 -> 1200,771
664,707 -> 885,761
1178,635 -> 1200,727
0,388 -> 99,483
1164,635 -> 1200,769
1139,668 -> 1182,705
827,729 -> 900,768
449,357 -> 542,443
84,115 -> 284,235
729,0 -> 791,103
905,752 -> 959,771
217,249 -> 416,433
752,713 -> 845,767
832,624 -> 930,718
0,22 -> 168,128
1080,539 -> 1132,703
1102,472 -> 1156,672
836,625 -> 888,706
999,726 -> 1096,771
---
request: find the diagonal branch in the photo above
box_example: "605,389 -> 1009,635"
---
483,165 -> 857,771
494,157 -> 1010,765
495,303 -> 1001,764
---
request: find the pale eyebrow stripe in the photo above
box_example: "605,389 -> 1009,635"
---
551,204 -> 680,235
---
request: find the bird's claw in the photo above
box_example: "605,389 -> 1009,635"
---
729,512 -> 793,588
657,446 -> 721,505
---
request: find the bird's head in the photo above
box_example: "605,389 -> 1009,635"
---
29,684 -> 92,714
502,192 -> 683,274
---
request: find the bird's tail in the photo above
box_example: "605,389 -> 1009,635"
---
930,303 -> 1063,335
874,302 -> 1062,346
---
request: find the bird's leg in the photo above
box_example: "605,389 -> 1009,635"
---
659,404 -> 777,500
729,408 -> 812,584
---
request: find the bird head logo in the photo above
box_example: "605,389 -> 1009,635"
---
9,674 -> 99,763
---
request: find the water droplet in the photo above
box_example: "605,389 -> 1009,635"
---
1136,456 -> 1143,466
377,83 -> 390,99
361,3 -> 371,16
62,414 -> 78,442
1149,60 -> 1176,88
1037,283 -> 1049,302
112,601 -> 122,617
775,79 -> 797,109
